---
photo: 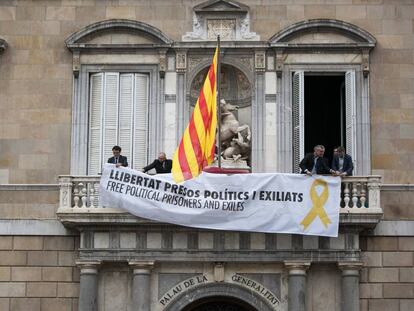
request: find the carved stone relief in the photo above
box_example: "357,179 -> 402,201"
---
207,19 -> 236,40
182,1 -> 259,41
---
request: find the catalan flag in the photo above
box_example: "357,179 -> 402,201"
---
172,47 -> 218,183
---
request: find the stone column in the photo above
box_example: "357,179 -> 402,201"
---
129,261 -> 154,311
285,261 -> 310,311
77,260 -> 101,311
338,262 -> 363,311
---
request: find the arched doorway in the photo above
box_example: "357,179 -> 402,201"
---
164,283 -> 275,311
183,296 -> 257,311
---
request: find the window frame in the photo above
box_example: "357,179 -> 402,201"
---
71,64 -> 159,175
277,64 -> 370,175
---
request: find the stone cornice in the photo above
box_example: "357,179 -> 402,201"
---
65,19 -> 173,51
269,19 -> 376,50
194,0 -> 249,13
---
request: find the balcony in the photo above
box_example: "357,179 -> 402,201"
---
57,175 -> 383,229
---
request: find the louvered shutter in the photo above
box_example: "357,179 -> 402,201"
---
345,71 -> 356,166
292,71 -> 305,173
102,73 -> 119,167
88,73 -> 104,175
119,74 -> 134,165
133,74 -> 149,170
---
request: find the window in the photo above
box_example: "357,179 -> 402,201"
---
88,72 -> 149,174
292,71 -> 356,173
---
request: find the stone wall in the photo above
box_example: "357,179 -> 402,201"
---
360,236 -> 414,311
0,235 -> 79,311
0,1 -> 413,183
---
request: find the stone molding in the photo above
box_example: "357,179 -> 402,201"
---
381,184 -> 414,191
164,282 -> 274,311
183,0 -> 259,41
76,260 -> 102,274
269,19 -> 376,48
128,260 -> 155,274
0,38 -> 7,53
284,261 -> 311,276
65,19 -> 172,49
0,184 -> 58,191
337,262 -> 363,276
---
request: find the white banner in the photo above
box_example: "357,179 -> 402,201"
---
100,164 -> 341,237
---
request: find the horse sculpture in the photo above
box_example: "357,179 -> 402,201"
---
219,99 -> 251,162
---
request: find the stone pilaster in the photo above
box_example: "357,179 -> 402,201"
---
129,261 -> 154,311
285,261 -> 310,311
77,260 -> 101,311
338,262 -> 363,311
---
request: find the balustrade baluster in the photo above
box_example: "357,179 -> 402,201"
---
343,182 -> 350,208
89,183 -> 95,208
352,183 -> 359,208
80,183 -> 87,208
73,183 -> 80,208
360,184 -> 367,208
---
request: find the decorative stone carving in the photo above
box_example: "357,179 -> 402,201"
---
190,65 -> 252,107
182,14 -> 204,40
176,51 -> 187,72
240,14 -> 259,40
207,19 -> 236,40
255,51 -> 266,72
220,99 -> 251,165
239,57 -> 254,71
181,0 -> 260,41
158,49 -> 167,78
188,56 -> 206,74
73,51 -> 80,78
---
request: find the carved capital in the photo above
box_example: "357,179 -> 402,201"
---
338,262 -> 363,276
255,50 -> 266,72
275,49 -> 285,78
76,260 -> 102,274
362,49 -> 370,77
176,50 -> 187,73
158,49 -> 167,78
128,260 -> 154,274
72,50 -> 80,78
284,261 -> 311,276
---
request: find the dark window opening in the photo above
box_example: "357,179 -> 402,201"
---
304,75 -> 346,163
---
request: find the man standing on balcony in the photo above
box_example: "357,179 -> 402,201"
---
299,145 -> 334,176
143,152 -> 172,174
108,145 -> 128,168
332,146 -> 354,176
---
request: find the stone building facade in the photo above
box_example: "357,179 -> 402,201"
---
0,1 -> 413,311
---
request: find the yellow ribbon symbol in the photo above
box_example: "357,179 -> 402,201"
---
300,179 -> 332,230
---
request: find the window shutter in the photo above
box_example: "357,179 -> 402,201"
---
88,73 -> 104,175
292,71 -> 304,173
119,74 -> 134,165
133,74 -> 149,170
345,71 -> 356,166
103,73 -> 119,167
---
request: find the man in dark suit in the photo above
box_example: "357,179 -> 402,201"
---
299,145 -> 334,175
107,145 -> 128,168
143,152 -> 172,174
331,146 -> 354,176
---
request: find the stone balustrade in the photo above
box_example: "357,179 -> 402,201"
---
58,175 -> 382,214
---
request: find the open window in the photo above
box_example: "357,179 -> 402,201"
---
270,19 -> 376,175
292,71 -> 356,172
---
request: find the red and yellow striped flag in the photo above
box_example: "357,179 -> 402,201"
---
172,47 -> 218,183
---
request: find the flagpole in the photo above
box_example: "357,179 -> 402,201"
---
216,35 -> 222,168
